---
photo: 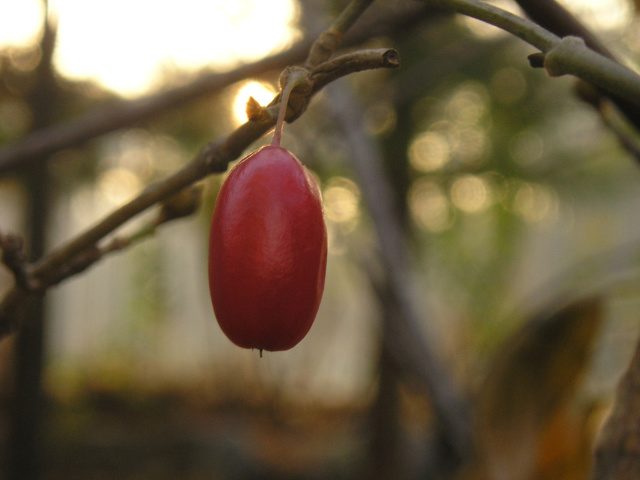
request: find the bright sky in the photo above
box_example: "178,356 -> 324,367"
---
0,0 -> 299,97
0,0 -> 633,97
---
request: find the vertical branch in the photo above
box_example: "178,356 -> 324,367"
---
7,3 -> 58,479
327,83 -> 472,474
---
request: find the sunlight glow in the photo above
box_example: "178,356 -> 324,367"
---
48,0 -> 299,96
462,0 -> 631,37
560,0 -> 632,30
0,0 -> 43,48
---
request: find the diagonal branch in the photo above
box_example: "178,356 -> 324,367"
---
0,0 -> 398,338
0,1 -> 429,175
326,83 -> 472,472
421,0 -> 640,107
25,48 -> 398,287
0,42 -> 311,174
512,0 -> 614,56
512,0 -> 640,134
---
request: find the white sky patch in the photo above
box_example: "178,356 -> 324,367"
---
0,0 -> 299,97
0,0 -> 44,47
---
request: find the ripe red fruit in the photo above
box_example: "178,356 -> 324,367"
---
208,145 -> 327,352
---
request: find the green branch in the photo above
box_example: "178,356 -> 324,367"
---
422,0 -> 640,106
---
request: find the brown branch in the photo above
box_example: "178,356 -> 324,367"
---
0,42 -> 311,174
0,0 -> 398,338
326,83 -> 472,472
304,0 -> 375,67
29,48 -> 399,285
591,335 -> 640,480
0,1 -> 432,175
0,232 -> 32,291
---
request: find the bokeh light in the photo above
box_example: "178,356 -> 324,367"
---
98,167 -> 142,206
450,174 -> 492,213
445,82 -> 489,126
512,181 -> 560,224
364,101 -> 397,137
491,67 -> 528,105
323,177 -> 361,227
409,131 -> 450,173
509,129 -> 545,166
409,179 -> 453,232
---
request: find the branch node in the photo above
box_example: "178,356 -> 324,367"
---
157,184 -> 203,224
305,29 -> 343,68
544,35 -> 585,77
0,232 -> 35,291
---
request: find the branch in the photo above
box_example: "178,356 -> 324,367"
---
543,37 -> 640,107
0,0 -> 398,338
304,0 -> 375,67
512,0 -> 614,56
0,0 -> 428,175
0,233 -> 32,291
421,0 -> 640,106
0,42 -> 310,174
512,0 -> 640,131
326,83 -> 472,471
28,47 -> 397,287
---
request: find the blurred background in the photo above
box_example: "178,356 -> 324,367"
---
1,0 -> 640,479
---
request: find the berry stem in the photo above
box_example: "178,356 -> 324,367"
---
271,73 -> 304,147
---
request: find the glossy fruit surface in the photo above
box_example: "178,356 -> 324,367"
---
208,145 -> 327,352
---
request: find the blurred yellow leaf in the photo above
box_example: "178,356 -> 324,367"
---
471,297 -> 603,480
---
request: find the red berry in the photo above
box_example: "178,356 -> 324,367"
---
208,145 -> 327,352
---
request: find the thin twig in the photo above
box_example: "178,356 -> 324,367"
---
0,232 -> 32,291
0,0 -> 395,337
304,0 -> 375,67
0,42 -> 311,174
25,48 -> 397,287
0,1 -> 426,175
428,0 -> 560,51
